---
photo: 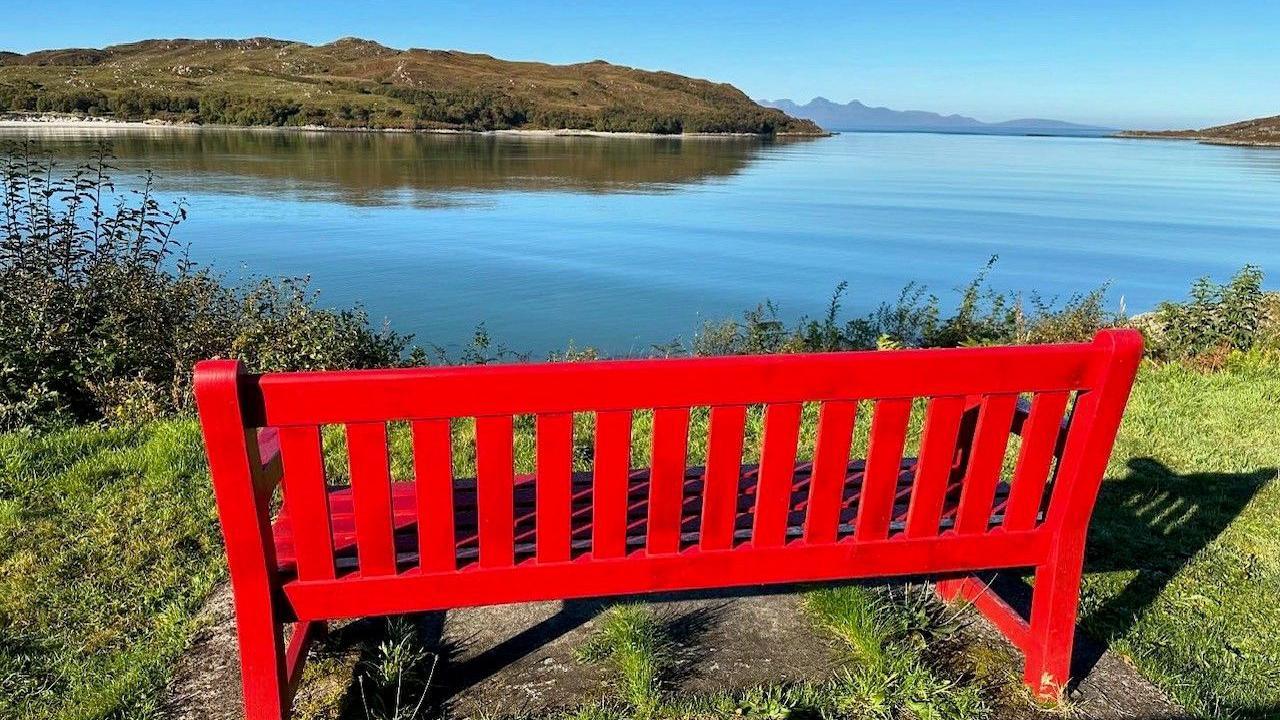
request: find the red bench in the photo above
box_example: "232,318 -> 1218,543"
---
194,328 -> 1141,718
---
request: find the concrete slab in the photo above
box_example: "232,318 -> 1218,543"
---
161,579 -> 1185,719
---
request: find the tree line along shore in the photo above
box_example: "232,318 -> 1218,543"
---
0,37 -> 826,136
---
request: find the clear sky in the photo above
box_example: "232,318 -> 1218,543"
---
2,0 -> 1275,129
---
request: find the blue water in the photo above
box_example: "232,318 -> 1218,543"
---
5,127 -> 1278,354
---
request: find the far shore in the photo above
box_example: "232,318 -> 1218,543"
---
0,113 -> 830,139
1114,130 -> 1280,148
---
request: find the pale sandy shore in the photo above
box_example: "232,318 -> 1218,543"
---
0,113 -> 827,139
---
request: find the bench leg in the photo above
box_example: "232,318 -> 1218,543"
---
1022,554 -> 1084,700
234,603 -> 290,720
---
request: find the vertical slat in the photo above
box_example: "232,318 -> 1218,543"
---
751,403 -> 803,548
277,425 -> 335,580
855,398 -> 913,541
475,416 -> 515,568
700,405 -> 748,551
804,400 -> 857,544
954,395 -> 1020,534
346,423 -> 397,576
593,411 -> 632,559
1003,392 -> 1072,531
647,407 -> 690,554
536,413 -> 574,563
904,396 -> 967,538
411,419 -> 455,573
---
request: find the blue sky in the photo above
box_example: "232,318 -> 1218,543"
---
2,0 -> 1275,129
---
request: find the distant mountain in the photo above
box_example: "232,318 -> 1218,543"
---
0,37 -> 824,135
759,97 -> 1108,133
1118,114 -> 1280,147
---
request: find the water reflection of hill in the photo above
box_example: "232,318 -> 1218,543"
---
0,127 -> 800,206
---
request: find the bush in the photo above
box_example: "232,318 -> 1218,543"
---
690,257 -> 1124,356
0,141 -> 410,429
1148,265 -> 1277,361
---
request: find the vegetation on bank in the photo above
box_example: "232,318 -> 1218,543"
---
0,142 -> 410,431
0,38 -> 823,135
2,144 -> 1279,718
1119,113 -> 1280,146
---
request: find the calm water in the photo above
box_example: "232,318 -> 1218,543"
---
4,126 -> 1279,354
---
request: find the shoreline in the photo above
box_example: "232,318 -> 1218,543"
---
1114,130 -> 1280,148
0,113 -> 830,139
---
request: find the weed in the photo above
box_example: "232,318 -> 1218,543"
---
576,605 -> 675,717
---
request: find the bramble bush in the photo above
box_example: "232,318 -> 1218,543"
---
0,141 -> 409,429
1146,265 -> 1279,364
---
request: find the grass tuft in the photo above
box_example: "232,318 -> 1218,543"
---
576,604 -> 675,717
806,586 -> 988,720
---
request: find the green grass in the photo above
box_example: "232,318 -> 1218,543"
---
0,420 -> 223,720
576,605 -> 675,717
1078,352 -> 1280,717
572,587 -> 986,720
1,356 -> 1278,718
804,586 -> 988,720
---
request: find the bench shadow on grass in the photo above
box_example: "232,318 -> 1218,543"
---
317,457 -> 1274,719
976,457 -> 1275,719
1082,457 -> 1276,719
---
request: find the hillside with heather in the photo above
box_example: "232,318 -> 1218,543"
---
1119,114 -> 1280,146
0,37 -> 824,135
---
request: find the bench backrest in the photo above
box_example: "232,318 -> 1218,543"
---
195,329 -> 1141,615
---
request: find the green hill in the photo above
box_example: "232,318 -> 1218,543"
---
0,37 -> 824,135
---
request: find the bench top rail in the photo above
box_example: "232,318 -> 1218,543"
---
238,339 -> 1102,428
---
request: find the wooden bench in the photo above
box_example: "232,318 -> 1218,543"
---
194,328 -> 1141,718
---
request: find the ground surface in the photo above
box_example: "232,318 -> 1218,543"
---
5,355 -> 1279,719
162,581 -> 1182,719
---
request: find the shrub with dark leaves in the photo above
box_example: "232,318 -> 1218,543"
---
1150,265 -> 1274,361
0,141 -> 409,429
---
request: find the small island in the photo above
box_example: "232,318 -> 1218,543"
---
0,37 -> 825,136
1118,113 -> 1280,147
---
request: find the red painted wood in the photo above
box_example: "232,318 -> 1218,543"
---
250,344 -> 1095,427
411,419 -> 455,573
700,405 -> 747,551
196,329 -> 1143,713
592,411 -> 632,559
905,396 -> 967,538
475,416 -> 516,568
751,403 -> 803,548
1003,392 -> 1072,532
936,576 -> 1030,650
953,395 -> 1020,535
194,359 -> 290,719
346,423 -> 398,577
536,413 -> 574,563
856,398 -> 913,541
283,529 -> 1051,619
805,401 -> 856,544
277,426 -> 336,580
647,407 -> 691,554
